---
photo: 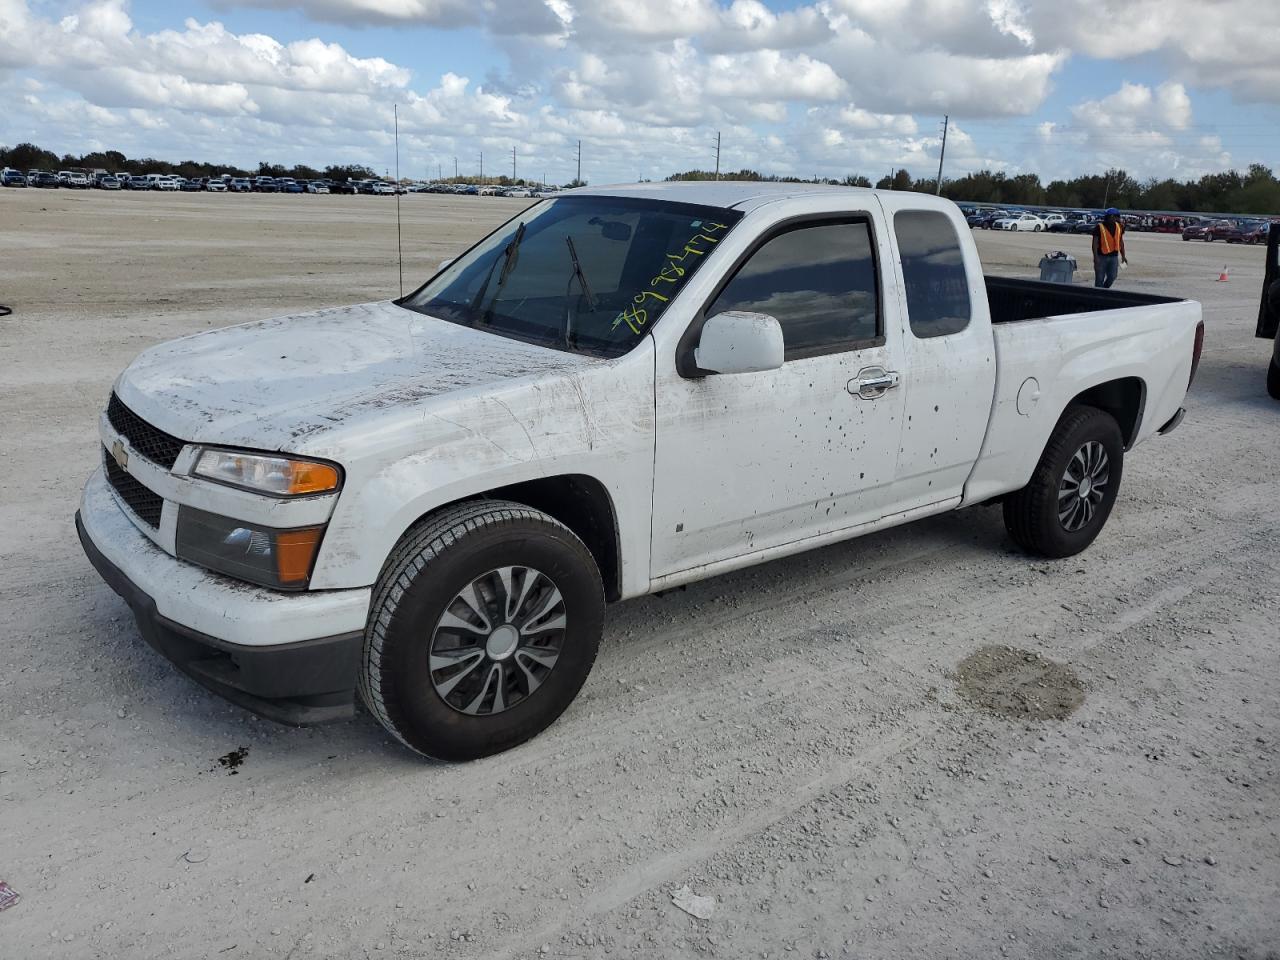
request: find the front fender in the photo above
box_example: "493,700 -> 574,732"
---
308,341 -> 656,598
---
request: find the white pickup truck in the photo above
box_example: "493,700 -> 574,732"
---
77,183 -> 1204,761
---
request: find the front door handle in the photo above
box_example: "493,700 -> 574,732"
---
849,367 -> 901,400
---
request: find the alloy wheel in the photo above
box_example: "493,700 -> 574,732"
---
428,566 -> 567,716
1058,441 -> 1110,532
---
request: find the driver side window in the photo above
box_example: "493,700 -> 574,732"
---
706,220 -> 880,361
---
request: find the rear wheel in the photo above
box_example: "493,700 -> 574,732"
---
1268,357 -> 1280,401
1003,405 -> 1125,558
359,500 -> 604,761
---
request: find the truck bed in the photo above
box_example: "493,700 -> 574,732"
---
986,276 -> 1179,324
962,279 -> 1201,508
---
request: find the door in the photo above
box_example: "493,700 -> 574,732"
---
650,215 -> 907,579
882,205 -> 996,510
1258,223 -> 1279,341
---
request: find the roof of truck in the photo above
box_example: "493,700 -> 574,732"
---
564,180 -> 896,213
563,180 -> 963,216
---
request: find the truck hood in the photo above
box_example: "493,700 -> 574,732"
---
115,301 -> 596,451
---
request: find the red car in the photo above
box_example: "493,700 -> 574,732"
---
1182,219 -> 1241,242
1244,221 -> 1276,245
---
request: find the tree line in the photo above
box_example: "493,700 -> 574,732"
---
0,142 -> 382,184
0,142 -> 571,187
4,140 -> 1277,213
669,164 -> 1280,215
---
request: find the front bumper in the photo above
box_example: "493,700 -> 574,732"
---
77,468 -> 370,724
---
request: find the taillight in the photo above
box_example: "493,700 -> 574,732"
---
1188,320 -> 1205,389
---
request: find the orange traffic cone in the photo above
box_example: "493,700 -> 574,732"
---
1217,266 -> 1229,282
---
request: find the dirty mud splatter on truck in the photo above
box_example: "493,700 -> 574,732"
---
114,301 -> 598,450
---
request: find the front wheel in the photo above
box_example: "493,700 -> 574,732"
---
359,500 -> 604,761
1268,357 -> 1280,400
1003,405 -> 1125,558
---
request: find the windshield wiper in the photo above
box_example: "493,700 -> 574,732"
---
469,221 -> 526,322
563,234 -> 597,348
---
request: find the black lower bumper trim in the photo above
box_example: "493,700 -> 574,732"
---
76,511 -> 363,725
1158,407 -> 1186,435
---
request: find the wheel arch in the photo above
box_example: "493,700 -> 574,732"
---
387,474 -> 623,602
1065,376 -> 1146,449
481,475 -> 623,602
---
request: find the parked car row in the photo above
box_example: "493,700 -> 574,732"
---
955,202 -> 1279,243
1,168 -> 559,198
1181,218 -> 1275,244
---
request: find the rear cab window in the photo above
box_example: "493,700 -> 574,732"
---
894,210 -> 971,339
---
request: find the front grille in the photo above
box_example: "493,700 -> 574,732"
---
106,393 -> 186,469
103,447 -> 164,528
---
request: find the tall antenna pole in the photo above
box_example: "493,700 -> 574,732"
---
479,151 -> 483,185
394,104 -> 403,299
714,131 -> 721,180
453,156 -> 458,180
576,140 -> 581,185
935,115 -> 949,196
512,146 -> 516,182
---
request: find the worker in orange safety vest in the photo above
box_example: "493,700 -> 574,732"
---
1092,208 -> 1128,288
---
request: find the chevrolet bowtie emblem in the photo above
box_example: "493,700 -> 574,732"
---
111,439 -> 129,471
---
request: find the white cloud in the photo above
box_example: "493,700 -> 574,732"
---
1026,0 -> 1280,103
1,0 -> 1272,188
1024,81 -> 1232,180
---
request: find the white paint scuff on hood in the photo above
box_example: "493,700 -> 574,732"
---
114,301 -> 598,451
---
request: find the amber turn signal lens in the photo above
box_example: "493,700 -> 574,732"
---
275,527 -> 324,584
287,461 -> 341,496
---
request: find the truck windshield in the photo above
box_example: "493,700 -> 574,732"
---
401,195 -> 743,358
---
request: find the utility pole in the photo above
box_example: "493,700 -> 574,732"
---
936,115 -> 949,196
479,151 -> 483,185
511,146 -> 517,183
576,140 -> 582,185
714,130 -> 721,180
453,156 -> 458,180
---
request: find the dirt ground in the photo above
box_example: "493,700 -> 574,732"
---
1,190 -> 1277,960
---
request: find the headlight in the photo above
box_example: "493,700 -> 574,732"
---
193,449 -> 341,497
176,507 -> 325,590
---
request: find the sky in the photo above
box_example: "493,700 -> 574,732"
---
1,0 -> 1278,186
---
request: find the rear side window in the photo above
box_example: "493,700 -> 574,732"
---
894,210 -> 971,338
706,220 -> 880,360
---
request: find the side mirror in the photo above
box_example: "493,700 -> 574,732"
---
694,311 -> 784,375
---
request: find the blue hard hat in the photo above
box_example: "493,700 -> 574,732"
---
1104,207 -> 1120,215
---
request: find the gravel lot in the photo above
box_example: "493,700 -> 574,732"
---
1,190 -> 1277,959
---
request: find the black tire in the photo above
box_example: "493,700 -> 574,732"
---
1003,405 -> 1125,558
1268,357 -> 1280,401
359,500 -> 604,761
